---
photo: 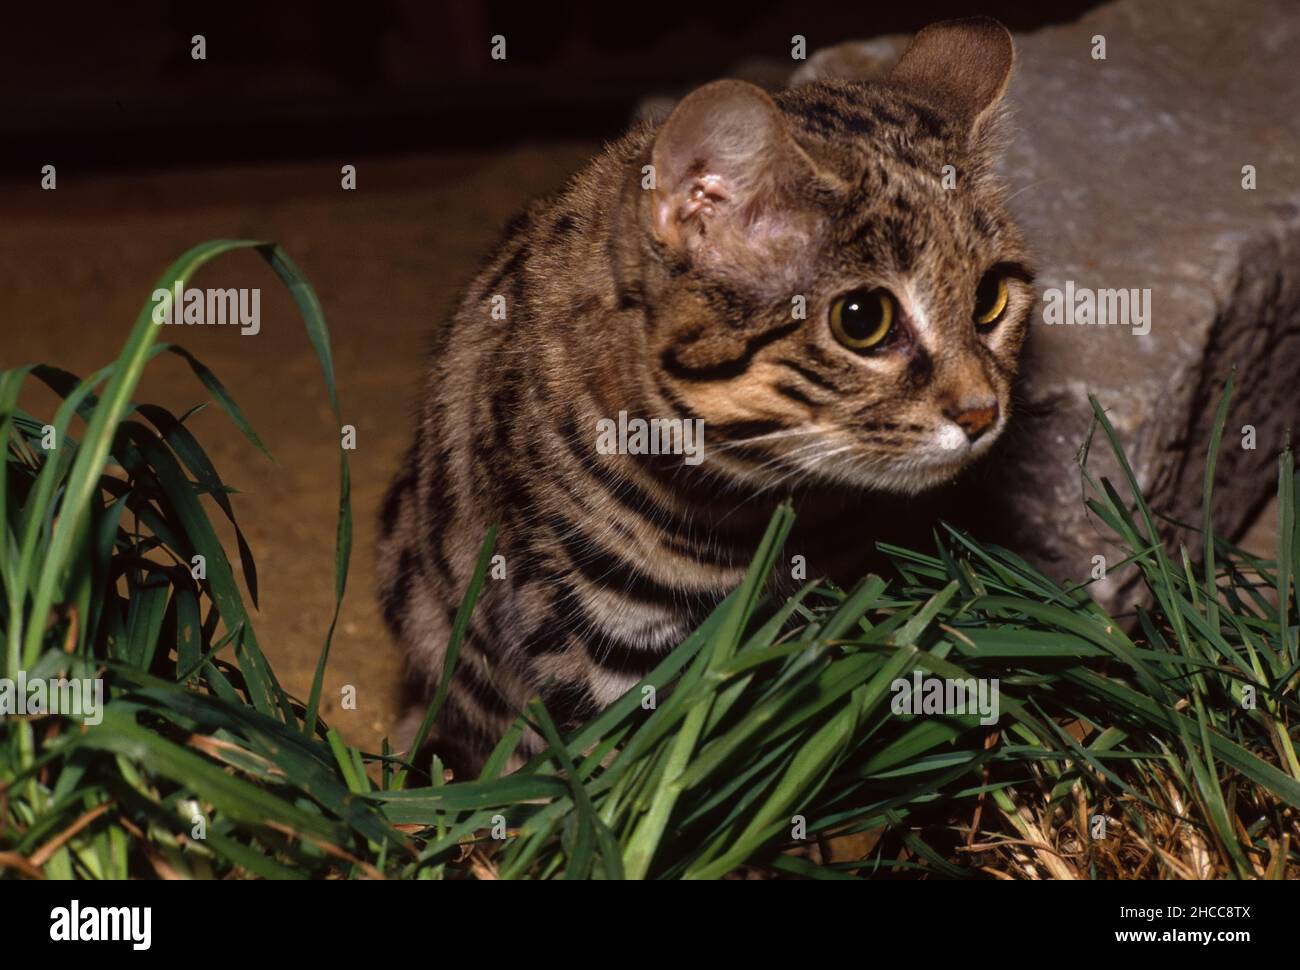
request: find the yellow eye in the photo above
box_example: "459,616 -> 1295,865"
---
830,288 -> 895,351
973,272 -> 1009,328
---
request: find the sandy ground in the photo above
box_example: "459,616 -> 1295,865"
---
3,147 -> 1279,756
2,145 -> 596,753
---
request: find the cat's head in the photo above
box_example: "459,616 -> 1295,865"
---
634,18 -> 1033,494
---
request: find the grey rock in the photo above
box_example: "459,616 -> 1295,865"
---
790,35 -> 908,85
992,0 -> 1299,607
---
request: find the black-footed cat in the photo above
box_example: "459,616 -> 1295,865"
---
378,18 -> 1034,774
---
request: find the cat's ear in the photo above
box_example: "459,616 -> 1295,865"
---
647,79 -> 826,267
885,17 -> 1014,134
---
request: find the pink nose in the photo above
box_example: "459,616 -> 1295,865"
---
946,401 -> 999,441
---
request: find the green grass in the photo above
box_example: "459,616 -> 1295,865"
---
2,241 -> 1298,879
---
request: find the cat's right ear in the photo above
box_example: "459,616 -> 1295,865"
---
646,80 -> 825,268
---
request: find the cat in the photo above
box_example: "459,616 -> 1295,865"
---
377,17 -> 1034,776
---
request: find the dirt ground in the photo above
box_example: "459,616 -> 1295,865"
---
2,146 -> 1279,756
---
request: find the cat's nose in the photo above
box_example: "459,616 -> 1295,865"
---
945,399 -> 999,441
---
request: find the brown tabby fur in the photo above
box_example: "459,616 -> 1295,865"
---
378,18 -> 1035,775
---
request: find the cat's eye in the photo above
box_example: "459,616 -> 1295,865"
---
829,288 -> 896,351
973,272 -> 1009,329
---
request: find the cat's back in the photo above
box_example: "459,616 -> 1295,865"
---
436,125 -> 653,367
377,125 -> 653,635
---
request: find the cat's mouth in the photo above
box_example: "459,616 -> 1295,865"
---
901,419 -> 1005,488
778,419 -> 1004,494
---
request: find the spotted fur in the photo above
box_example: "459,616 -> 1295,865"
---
378,18 -> 1034,775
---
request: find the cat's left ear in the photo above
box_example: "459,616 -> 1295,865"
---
646,79 -> 829,268
885,17 -> 1014,135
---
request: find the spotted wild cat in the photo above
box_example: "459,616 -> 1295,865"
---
378,18 -> 1034,775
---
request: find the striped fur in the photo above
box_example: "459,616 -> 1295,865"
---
378,18 -> 1034,775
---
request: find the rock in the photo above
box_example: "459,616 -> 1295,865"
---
790,36 -> 908,85
798,1 -> 1300,608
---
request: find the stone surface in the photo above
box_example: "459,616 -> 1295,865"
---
795,0 -> 1300,607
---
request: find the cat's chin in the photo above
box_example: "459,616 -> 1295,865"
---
789,453 -> 965,495
799,438 -> 996,495
889,460 -> 976,494
898,438 -> 1007,493
860,461 -> 971,495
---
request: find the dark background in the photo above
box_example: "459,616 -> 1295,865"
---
4,0 -> 1101,174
